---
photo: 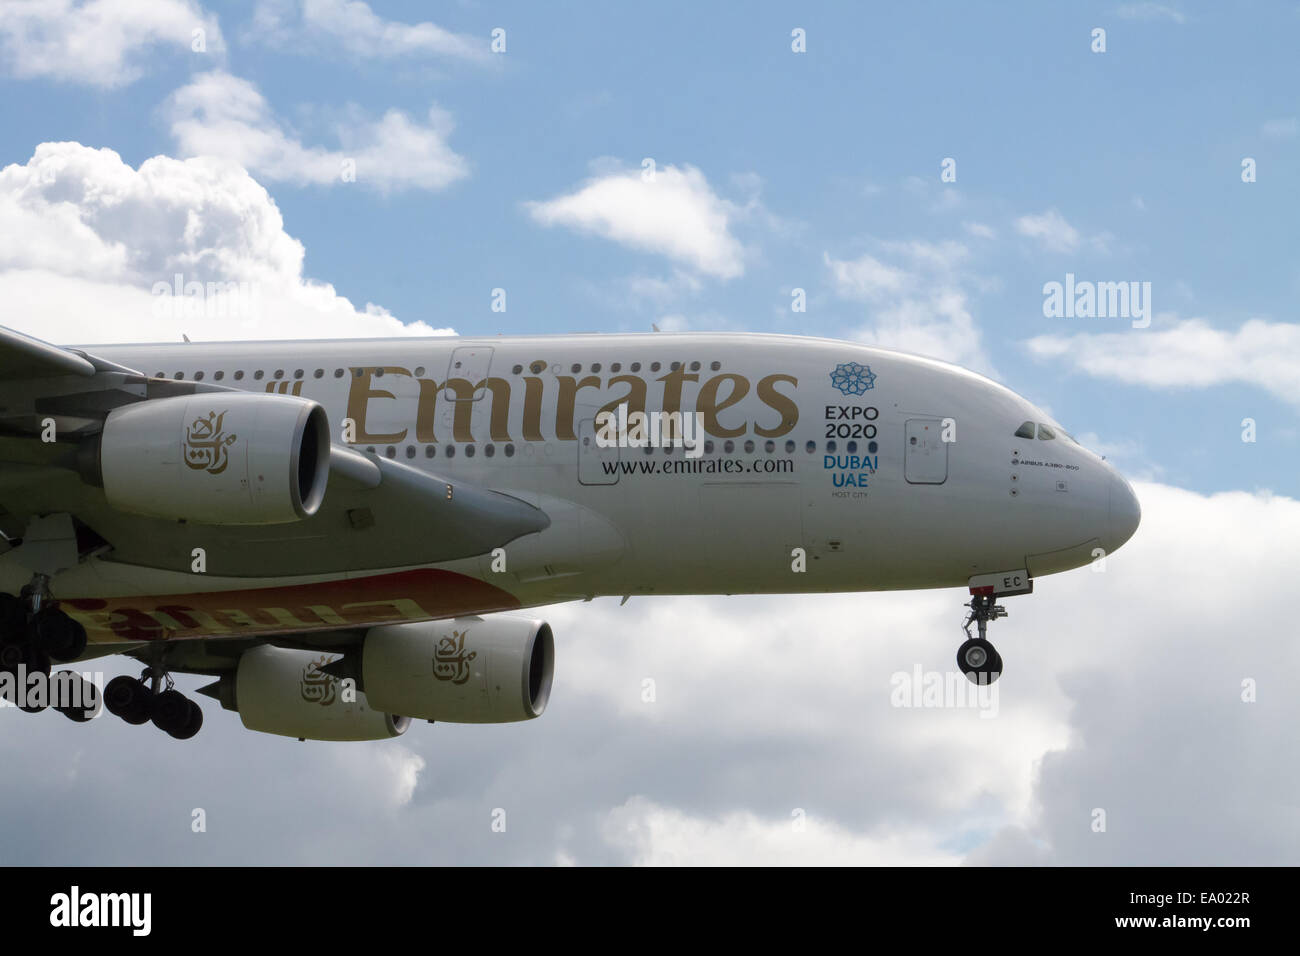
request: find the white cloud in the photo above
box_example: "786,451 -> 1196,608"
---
1115,3 -> 1186,23
250,0 -> 486,62
166,71 -> 469,193
525,164 -> 746,279
0,141 -> 452,343
654,314 -> 691,332
1262,117 -> 1298,141
558,482 -> 1300,865
1014,208 -> 1084,253
963,221 -> 996,240
1073,432 -> 1165,482
1024,316 -> 1300,407
852,290 -> 991,375
314,742 -> 426,810
603,797 -> 959,866
970,482 -> 1299,863
650,311 -> 735,333
824,251 -> 909,300
826,239 -> 994,374
0,0 -> 224,88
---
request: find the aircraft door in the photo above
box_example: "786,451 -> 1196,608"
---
442,346 -> 494,400
904,418 -> 948,484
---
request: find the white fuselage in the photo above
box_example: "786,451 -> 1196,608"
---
15,333 -> 1140,646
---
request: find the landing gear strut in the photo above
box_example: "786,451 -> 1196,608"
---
956,593 -> 1012,685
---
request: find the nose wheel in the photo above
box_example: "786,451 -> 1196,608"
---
958,592 -> 1009,685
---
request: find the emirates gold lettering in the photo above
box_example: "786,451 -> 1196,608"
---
344,364 -> 799,444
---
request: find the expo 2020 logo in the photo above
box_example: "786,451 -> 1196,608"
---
830,361 -> 876,396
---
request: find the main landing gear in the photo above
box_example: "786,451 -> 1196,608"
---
104,662 -> 204,740
2,576 -> 203,736
0,577 -> 93,720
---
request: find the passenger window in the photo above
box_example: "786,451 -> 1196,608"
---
1014,422 -> 1035,439
1037,424 -> 1055,440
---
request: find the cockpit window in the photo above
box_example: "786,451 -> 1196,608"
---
1014,421 -> 1035,439
1037,424 -> 1056,440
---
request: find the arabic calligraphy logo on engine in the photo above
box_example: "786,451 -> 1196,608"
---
300,654 -> 338,706
183,410 -> 238,475
433,629 -> 477,685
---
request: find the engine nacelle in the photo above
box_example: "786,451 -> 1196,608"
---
206,645 -> 410,741
361,617 -> 554,724
96,393 -> 329,525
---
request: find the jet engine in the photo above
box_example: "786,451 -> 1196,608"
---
358,617 -> 554,723
202,645 -> 409,741
91,393 -> 329,524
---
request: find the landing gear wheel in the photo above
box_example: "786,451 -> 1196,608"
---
956,638 -> 1002,685
33,609 -> 87,663
106,659 -> 205,738
151,688 -> 192,735
168,700 -> 204,740
105,675 -> 152,725
0,641 -> 23,673
22,644 -> 50,677
0,593 -> 25,639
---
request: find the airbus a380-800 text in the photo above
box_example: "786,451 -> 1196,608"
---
0,325 -> 1139,740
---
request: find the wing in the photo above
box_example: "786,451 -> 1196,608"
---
0,325 -> 549,576
0,325 -> 100,379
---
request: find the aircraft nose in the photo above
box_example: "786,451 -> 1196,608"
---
1107,472 -> 1141,553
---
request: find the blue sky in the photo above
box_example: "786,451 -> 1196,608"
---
2,2 -> 1296,498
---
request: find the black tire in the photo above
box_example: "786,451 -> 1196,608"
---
0,593 -> 25,640
167,700 -> 204,740
22,644 -> 50,677
0,641 -> 22,673
151,689 -> 191,734
33,610 -> 87,662
51,618 -> 87,663
983,648 -> 1004,684
105,675 -> 152,724
956,637 -> 1002,685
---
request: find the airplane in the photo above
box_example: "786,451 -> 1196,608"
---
0,323 -> 1140,740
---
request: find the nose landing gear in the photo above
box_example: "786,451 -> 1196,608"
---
958,594 -> 1007,685
956,571 -> 1033,685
